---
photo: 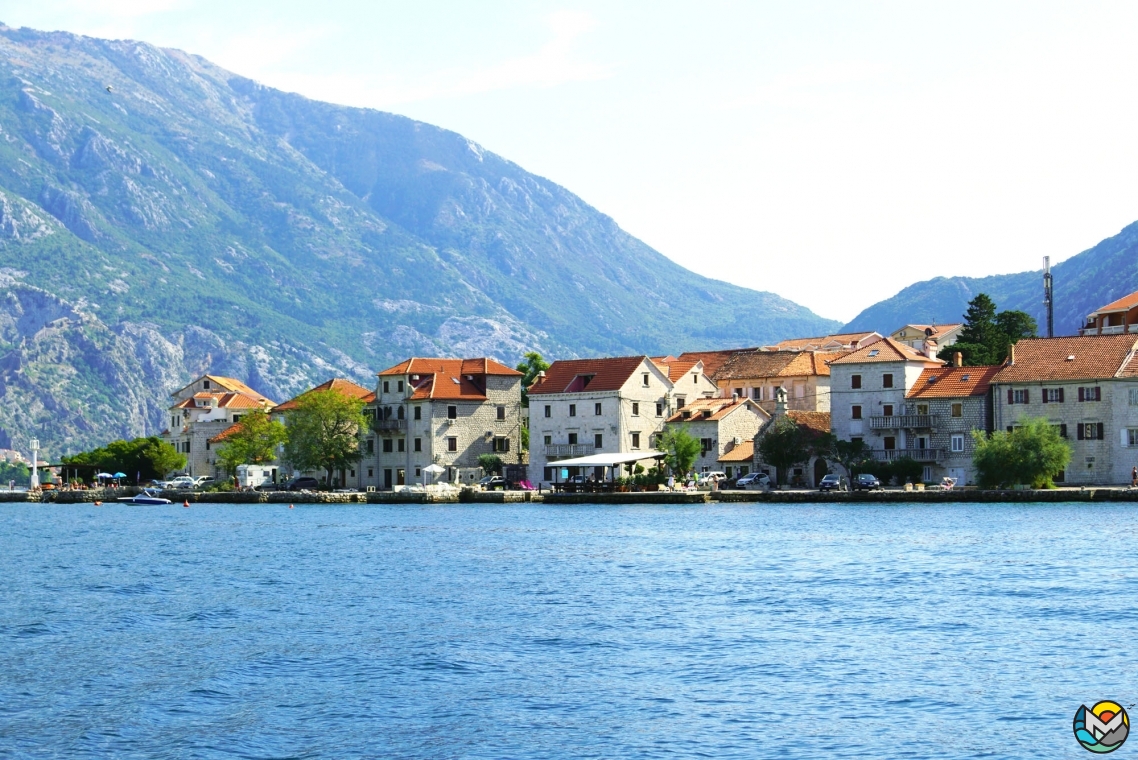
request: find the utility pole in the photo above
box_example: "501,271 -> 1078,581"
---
1043,256 -> 1054,338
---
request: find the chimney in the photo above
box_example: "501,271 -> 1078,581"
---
1008,344 -> 1016,365
774,386 -> 788,418
537,371 -> 546,378
954,352 -> 963,368
924,337 -> 938,359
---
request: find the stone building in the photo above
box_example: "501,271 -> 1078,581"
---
652,357 -> 719,404
528,356 -> 677,485
828,338 -> 945,469
664,396 -> 768,476
713,349 -> 843,413
162,374 -> 276,478
1079,289 -> 1138,335
751,388 -> 833,486
768,331 -> 882,352
904,363 -> 1000,485
991,335 -> 1138,485
364,358 -> 524,490
890,323 -> 963,352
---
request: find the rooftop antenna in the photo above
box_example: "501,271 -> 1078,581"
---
1043,256 -> 1054,338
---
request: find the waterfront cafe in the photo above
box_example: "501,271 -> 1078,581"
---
547,450 -> 666,492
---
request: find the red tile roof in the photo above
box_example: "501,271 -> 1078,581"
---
715,349 -> 846,382
718,440 -> 754,462
529,356 -> 654,395
274,378 -> 375,412
666,397 -> 764,423
771,332 -> 882,352
829,337 -> 944,366
208,423 -> 243,444
906,366 -> 1002,399
375,358 -> 522,401
786,410 -> 831,436
171,391 -> 275,411
676,348 -> 756,377
893,323 -> 963,340
652,358 -> 701,383
995,335 -> 1138,382
1090,290 -> 1138,316
378,357 -> 521,377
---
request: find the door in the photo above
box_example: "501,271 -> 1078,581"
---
384,469 -> 393,489
397,469 -> 405,486
813,458 -> 828,487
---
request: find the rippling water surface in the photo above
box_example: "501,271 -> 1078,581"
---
2,502 -> 1137,758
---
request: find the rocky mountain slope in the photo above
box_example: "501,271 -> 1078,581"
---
0,24 -> 839,456
843,221 -> 1138,336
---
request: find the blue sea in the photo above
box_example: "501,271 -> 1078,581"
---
1,501 -> 1135,758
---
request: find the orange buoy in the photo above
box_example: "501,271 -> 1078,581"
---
94,501 -> 102,506
183,500 -> 190,508
289,504 -> 294,509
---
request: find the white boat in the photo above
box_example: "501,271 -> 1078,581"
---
116,488 -> 173,505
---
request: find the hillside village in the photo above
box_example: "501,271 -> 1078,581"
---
95,288 -> 1138,493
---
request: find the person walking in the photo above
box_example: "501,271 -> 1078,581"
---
1132,465 -> 1137,488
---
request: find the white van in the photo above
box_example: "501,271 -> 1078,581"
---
237,464 -> 277,489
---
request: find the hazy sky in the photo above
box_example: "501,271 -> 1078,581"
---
6,1 -> 1138,322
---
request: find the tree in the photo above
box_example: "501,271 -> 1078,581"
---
657,425 -> 701,476
61,437 -> 185,483
971,416 -> 1071,488
756,416 -> 812,485
0,461 -> 30,486
214,409 -> 288,476
515,351 -> 550,408
939,293 -> 1038,366
282,389 -> 369,488
891,456 -> 924,485
478,454 -> 504,475
825,436 -> 873,477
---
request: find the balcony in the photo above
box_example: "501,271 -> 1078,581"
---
869,414 -> 938,430
1079,324 -> 1138,336
872,448 -> 941,462
372,418 -> 407,433
546,443 -> 596,458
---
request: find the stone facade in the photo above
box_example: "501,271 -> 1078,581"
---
162,375 -> 275,479
665,398 -> 768,474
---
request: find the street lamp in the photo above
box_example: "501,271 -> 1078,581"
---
29,438 -> 39,489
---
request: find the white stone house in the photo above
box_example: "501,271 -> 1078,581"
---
828,338 -> 945,472
528,356 -> 677,485
362,358 -> 524,490
904,363 -> 1000,485
991,335 -> 1138,485
664,397 -> 769,476
162,374 -> 276,478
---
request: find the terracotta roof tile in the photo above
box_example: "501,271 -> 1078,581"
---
906,366 -> 1002,399
829,337 -> 945,366
529,356 -> 657,395
676,348 -> 756,377
274,378 -> 374,412
994,335 -> 1138,382
378,357 -> 521,377
894,323 -> 963,340
786,410 -> 831,436
666,397 -> 764,423
718,440 -> 754,462
772,332 -> 882,352
208,423 -> 243,444
1090,290 -> 1138,316
715,349 -> 849,381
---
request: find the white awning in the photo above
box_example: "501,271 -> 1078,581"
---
550,450 -> 666,467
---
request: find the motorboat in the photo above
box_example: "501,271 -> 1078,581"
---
116,488 -> 172,505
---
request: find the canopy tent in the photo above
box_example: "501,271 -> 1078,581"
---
551,450 -> 665,468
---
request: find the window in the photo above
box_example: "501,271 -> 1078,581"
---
883,404 -> 894,417
676,397 -> 686,409
1130,389 -> 1138,406
595,402 -> 602,416
231,414 -> 242,424
414,406 -> 421,420
497,406 -> 506,421
1128,429 -> 1138,447
569,404 -> 577,417
544,405 -> 551,418
366,439 -> 374,454
383,381 -> 390,393
397,406 -> 404,420
851,436 -> 863,445
851,405 -> 862,420
368,468 -> 373,478
414,438 -> 422,452
951,403 -> 963,418
382,439 -> 393,453
851,374 -> 862,389
445,437 -> 457,452
447,405 -> 457,419
494,437 -> 511,453
1009,389 -> 1029,404
916,404 -> 929,415
700,438 -> 713,455
543,435 -> 552,446
203,379 -> 211,390
397,439 -> 405,452
594,433 -> 603,449
656,403 -> 664,416
631,432 -> 641,449
632,402 -> 639,416
568,433 -> 578,445
883,436 -> 896,450
882,373 -> 894,389
205,440 -> 211,450
397,380 -> 404,393
1078,386 -> 1102,402
753,388 -> 762,401
1043,388 -> 1065,403
951,434 -> 965,452
642,373 -> 650,387
1077,423 -> 1105,440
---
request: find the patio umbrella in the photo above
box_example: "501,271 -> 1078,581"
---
113,472 -> 126,479
96,472 -> 113,479
423,463 -> 446,484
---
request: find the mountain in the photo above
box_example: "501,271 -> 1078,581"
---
843,221 -> 1138,336
0,24 -> 839,456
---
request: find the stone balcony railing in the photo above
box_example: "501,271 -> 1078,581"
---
1079,324 -> 1138,336
869,414 -> 938,429
872,448 -> 941,462
546,443 -> 596,458
372,418 -> 407,433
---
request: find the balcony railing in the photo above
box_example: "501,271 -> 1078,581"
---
872,448 -> 941,462
1079,324 -> 1138,336
546,443 -> 596,458
372,418 -> 407,433
869,414 -> 938,429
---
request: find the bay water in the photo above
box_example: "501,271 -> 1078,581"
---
1,501 -> 1135,758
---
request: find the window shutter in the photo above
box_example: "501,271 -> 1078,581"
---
1078,387 -> 1085,402
1060,424 -> 1068,439
1095,387 -> 1102,401
1077,424 -> 1085,440
1097,422 -> 1105,440
1007,389 -> 1014,404
1023,389 -> 1029,404
1058,388 -> 1064,403
1123,429 -> 1130,447
1042,389 -> 1048,404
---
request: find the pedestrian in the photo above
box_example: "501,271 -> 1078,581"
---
667,474 -> 675,491
1132,466 -> 1137,488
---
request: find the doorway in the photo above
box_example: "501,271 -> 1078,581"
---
813,458 -> 828,487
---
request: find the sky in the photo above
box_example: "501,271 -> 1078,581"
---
5,1 -> 1138,323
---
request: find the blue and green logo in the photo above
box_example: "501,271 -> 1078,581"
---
1074,701 -> 1129,753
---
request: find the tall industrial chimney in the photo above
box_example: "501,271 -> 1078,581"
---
1043,256 -> 1054,338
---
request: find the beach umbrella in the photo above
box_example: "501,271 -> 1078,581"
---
113,472 -> 126,478
423,463 -> 445,484
96,472 -> 113,479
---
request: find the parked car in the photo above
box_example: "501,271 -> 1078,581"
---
818,474 -> 848,492
195,476 -> 216,489
282,476 -> 321,491
853,473 -> 882,491
479,475 -> 506,490
735,472 -> 771,489
698,471 -> 727,483
168,476 -> 196,490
